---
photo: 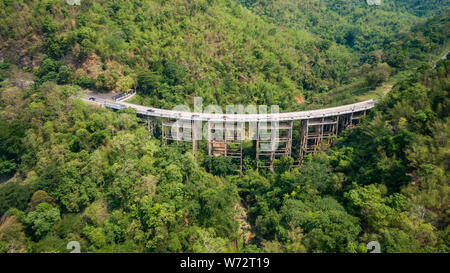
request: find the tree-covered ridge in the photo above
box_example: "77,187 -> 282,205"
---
394,0 -> 450,17
305,14 -> 450,108
232,59 -> 450,253
0,0 -> 365,109
331,59 -> 450,252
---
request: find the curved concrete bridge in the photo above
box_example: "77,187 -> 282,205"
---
83,93 -> 375,122
82,93 -> 376,169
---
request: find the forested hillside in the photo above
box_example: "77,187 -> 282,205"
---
238,0 -> 449,106
239,0 -> 448,53
1,0 -> 446,110
0,0 -> 448,253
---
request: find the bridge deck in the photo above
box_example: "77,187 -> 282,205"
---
82,94 -> 376,122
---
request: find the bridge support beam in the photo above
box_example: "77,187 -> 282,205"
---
299,116 -> 338,163
138,115 -> 158,138
207,121 -> 244,171
350,110 -> 367,126
146,116 -> 157,137
162,118 -> 194,147
340,109 -> 368,129
155,107 -> 370,170
90,95 -> 376,171
256,120 -> 293,170
192,119 -> 201,152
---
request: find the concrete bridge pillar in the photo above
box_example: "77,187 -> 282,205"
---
142,116 -> 157,137
256,120 -> 293,169
340,109 -> 368,129
162,118 -> 194,146
192,119 -> 201,152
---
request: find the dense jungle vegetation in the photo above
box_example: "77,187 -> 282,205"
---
1,0 -> 448,109
0,0 -> 448,253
